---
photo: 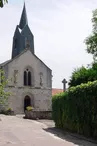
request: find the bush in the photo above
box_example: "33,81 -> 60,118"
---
0,107 -> 14,115
68,62 -> 97,87
52,80 -> 97,138
26,106 -> 33,111
7,108 -> 12,112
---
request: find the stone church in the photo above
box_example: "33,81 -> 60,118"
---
0,3 -> 52,114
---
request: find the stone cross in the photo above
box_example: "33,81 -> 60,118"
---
62,78 -> 67,92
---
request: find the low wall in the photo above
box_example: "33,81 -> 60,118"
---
24,110 -> 52,120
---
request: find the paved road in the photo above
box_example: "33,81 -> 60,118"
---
0,115 -> 96,146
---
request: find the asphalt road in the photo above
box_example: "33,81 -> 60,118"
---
0,115 -> 96,146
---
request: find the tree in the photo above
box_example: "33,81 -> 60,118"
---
0,69 -> 10,109
68,62 -> 97,87
68,66 -> 88,87
85,9 -> 97,61
0,0 -> 8,8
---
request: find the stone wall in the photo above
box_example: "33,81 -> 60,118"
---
1,50 -> 52,114
6,86 -> 52,114
24,110 -> 52,120
4,50 -> 52,88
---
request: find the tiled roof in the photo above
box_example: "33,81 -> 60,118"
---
52,88 -> 63,96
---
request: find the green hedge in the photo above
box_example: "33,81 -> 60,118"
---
52,80 -> 97,138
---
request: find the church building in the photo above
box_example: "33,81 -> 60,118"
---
0,3 -> 52,114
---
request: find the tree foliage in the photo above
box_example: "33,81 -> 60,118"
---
0,0 -> 8,8
0,69 -> 10,105
68,62 -> 97,87
85,9 -> 97,60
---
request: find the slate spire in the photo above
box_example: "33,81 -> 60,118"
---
19,2 -> 28,30
12,2 -> 34,59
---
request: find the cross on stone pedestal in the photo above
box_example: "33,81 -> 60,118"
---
62,78 -> 67,92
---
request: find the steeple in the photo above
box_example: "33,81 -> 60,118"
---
12,3 -> 34,59
19,2 -> 28,30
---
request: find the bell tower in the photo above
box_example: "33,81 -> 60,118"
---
12,3 -> 34,59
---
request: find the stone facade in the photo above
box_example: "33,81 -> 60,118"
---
4,50 -> 52,88
0,4 -> 52,114
6,87 -> 52,114
25,110 -> 52,120
2,47 -> 52,114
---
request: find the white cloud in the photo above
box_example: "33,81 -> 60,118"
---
0,0 -> 96,88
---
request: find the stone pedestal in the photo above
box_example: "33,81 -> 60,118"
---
24,110 -> 52,120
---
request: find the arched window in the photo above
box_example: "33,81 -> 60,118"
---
28,71 -> 31,86
24,69 -> 32,86
24,71 -> 27,86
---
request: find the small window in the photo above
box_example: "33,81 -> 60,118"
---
24,69 -> 32,86
28,71 -> 31,86
24,71 -> 27,86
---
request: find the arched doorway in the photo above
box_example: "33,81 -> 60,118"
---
24,96 -> 31,111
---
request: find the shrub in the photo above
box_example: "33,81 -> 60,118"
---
0,107 -> 14,115
7,108 -> 12,112
5,107 -> 14,115
52,80 -> 97,138
26,106 -> 33,111
68,62 -> 97,87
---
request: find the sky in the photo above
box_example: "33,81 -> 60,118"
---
0,0 -> 97,89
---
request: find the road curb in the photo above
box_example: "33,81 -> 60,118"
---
54,128 -> 97,144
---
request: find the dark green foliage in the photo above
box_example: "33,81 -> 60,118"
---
0,0 -> 8,8
0,69 -> 11,105
85,33 -> 97,58
85,9 -> 97,60
0,0 -> 3,7
68,62 -> 97,87
52,81 -> 97,138
0,108 -> 14,115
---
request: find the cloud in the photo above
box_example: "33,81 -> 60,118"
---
0,0 -> 96,88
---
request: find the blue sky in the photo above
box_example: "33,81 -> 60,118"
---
0,0 -> 97,88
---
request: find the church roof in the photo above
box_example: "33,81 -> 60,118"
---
0,49 -> 51,71
0,60 -> 11,67
19,2 -> 28,30
52,88 -> 63,96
